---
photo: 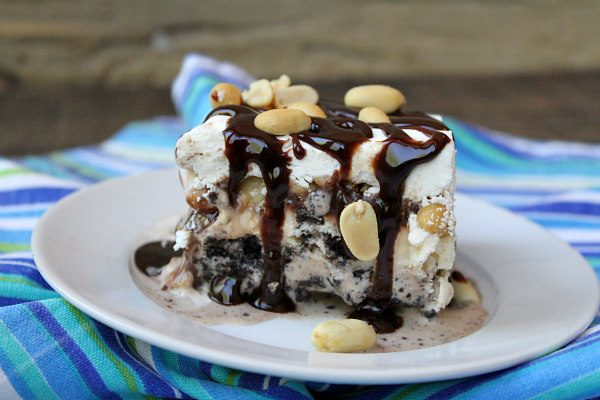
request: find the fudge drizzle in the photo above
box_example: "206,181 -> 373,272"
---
137,103 -> 452,328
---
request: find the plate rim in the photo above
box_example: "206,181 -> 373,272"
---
32,168 -> 600,384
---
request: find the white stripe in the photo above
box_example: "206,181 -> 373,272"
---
458,171 -> 600,190
102,142 -> 175,164
0,174 -> 81,191
131,339 -> 157,371
0,252 -> 32,259
0,203 -> 53,214
0,217 -> 38,230
489,130 -> 600,158
262,376 -> 270,390
71,149 -> 153,175
572,245 -> 600,253
0,260 -> 37,269
0,366 -> 22,400
540,191 -> 600,204
550,229 -> 600,243
0,159 -> 22,170
466,193 -> 549,207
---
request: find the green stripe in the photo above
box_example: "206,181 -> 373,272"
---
529,369 -> 600,400
0,242 -> 31,253
62,302 -> 142,393
225,370 -> 242,386
0,167 -> 31,177
0,320 -> 60,399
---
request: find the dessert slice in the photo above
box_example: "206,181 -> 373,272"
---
171,78 -> 456,331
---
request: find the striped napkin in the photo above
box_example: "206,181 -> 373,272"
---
1,54 -> 599,399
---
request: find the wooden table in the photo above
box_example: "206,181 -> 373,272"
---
2,71 -> 599,156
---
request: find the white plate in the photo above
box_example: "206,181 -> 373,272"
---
32,169 -> 599,385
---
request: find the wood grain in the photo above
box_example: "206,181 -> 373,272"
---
2,1 -> 600,87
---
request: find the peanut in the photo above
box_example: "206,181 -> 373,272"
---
254,109 -> 312,135
242,79 -> 274,108
287,101 -> 326,118
357,107 -> 391,123
417,204 -> 448,235
270,74 -> 291,91
209,83 -> 242,108
452,276 -> 481,305
186,187 -> 211,211
311,319 -> 377,353
344,85 -> 406,113
274,85 -> 319,109
339,200 -> 379,261
239,176 -> 265,205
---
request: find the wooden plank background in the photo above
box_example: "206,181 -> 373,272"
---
2,1 -> 600,86
1,1 -> 599,155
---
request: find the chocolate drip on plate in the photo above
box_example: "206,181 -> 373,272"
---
134,241 -> 182,276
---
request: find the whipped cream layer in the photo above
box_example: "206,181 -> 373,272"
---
176,115 -> 455,203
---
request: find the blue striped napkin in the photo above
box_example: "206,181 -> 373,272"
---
1,53 -> 599,399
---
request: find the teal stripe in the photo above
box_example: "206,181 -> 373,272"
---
529,369 -> 600,400
19,156 -> 88,182
183,76 -> 218,127
60,302 -> 145,393
0,321 -> 59,399
585,256 -> 600,269
0,208 -> 46,217
451,120 -> 600,176
52,152 -> 121,179
383,380 -> 458,399
0,230 -> 31,244
452,339 -> 600,399
150,348 -> 215,399
20,305 -> 97,398
0,278 -> 58,301
48,153 -> 113,180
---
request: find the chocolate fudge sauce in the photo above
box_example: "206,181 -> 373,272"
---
134,241 -> 182,276
168,102 -> 452,329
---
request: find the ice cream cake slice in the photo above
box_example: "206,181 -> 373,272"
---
169,78 -> 455,332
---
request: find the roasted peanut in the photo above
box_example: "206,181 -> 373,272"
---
239,176 -> 266,205
242,79 -> 274,108
451,274 -> 481,304
339,200 -> 379,261
209,83 -> 242,108
287,101 -> 326,118
344,85 -> 406,113
274,85 -> 319,108
417,203 -> 448,235
270,74 -> 291,91
311,319 -> 377,353
254,109 -> 312,135
357,107 -> 391,123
